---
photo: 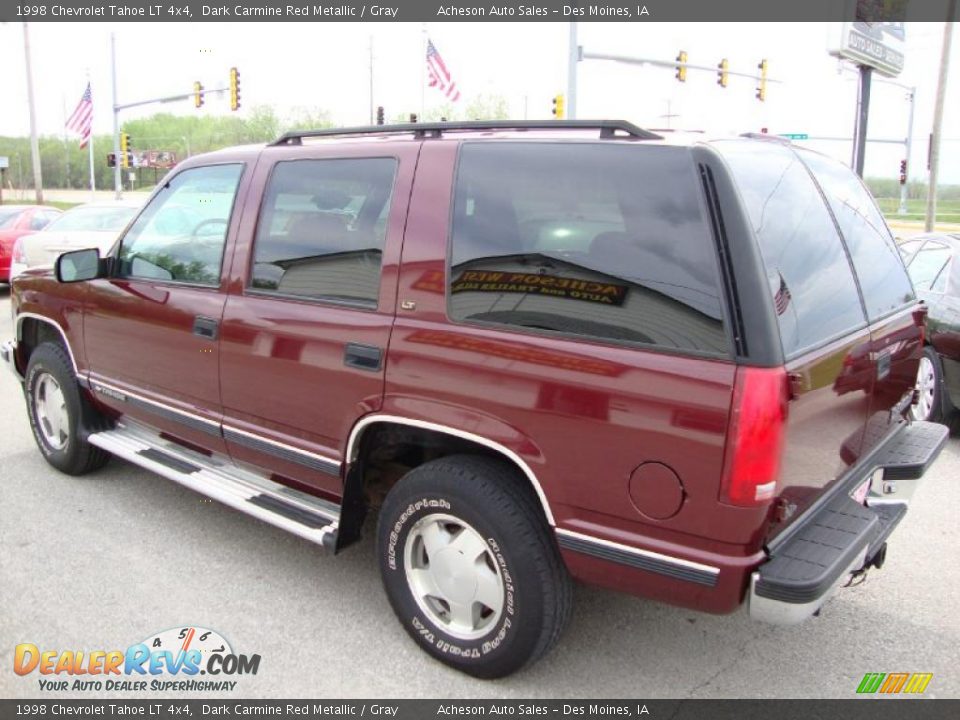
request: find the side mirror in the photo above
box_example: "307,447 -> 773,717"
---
55,248 -> 103,283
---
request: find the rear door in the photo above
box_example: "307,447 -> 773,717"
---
717,141 -> 873,530
796,149 -> 922,457
218,142 -> 418,498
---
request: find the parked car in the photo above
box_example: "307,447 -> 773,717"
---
0,205 -> 61,283
9,200 -> 141,279
2,121 -> 948,678
899,233 -> 960,430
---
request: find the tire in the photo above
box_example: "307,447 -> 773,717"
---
24,342 -> 110,475
376,454 -> 572,678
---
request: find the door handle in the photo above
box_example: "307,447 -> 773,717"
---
193,316 -> 219,340
344,343 -> 382,372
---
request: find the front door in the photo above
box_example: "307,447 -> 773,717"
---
218,144 -> 418,497
83,162 -> 248,453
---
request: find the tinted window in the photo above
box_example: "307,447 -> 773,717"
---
447,143 -> 729,355
717,141 -> 865,357
29,212 -> 53,230
907,243 -> 951,291
118,164 -> 243,285
797,150 -> 915,320
251,158 -> 396,305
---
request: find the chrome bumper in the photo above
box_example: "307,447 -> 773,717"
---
1,339 -> 22,382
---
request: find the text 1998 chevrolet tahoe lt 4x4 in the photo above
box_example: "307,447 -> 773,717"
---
2,120 -> 949,678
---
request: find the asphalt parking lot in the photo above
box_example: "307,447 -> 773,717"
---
1,284 -> 958,700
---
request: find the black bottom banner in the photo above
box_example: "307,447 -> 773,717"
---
2,700 -> 958,720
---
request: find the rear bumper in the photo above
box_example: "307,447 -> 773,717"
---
749,420 -> 948,625
1,339 -> 22,382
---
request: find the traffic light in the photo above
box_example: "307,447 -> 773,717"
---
107,153 -> 116,168
551,94 -> 565,119
120,133 -> 131,168
675,51 -> 688,82
717,59 -> 729,88
193,81 -> 204,109
409,113 -> 418,123
756,59 -> 768,102
229,67 -> 241,112
900,159 -> 908,185
376,106 -> 385,125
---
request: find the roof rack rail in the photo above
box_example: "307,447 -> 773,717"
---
271,120 -> 662,146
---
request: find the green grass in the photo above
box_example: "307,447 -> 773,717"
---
876,197 -> 960,224
45,201 -> 81,211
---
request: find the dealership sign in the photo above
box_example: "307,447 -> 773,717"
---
829,21 -> 905,77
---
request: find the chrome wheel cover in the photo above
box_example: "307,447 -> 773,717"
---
33,373 -> 69,451
403,513 -> 505,641
912,355 -> 937,421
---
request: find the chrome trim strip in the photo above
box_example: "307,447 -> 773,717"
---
222,424 -> 341,476
556,528 -> 721,577
88,376 -> 221,430
15,313 -> 80,375
346,414 -> 556,526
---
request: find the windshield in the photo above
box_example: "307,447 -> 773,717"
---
45,206 -> 137,233
0,208 -> 25,229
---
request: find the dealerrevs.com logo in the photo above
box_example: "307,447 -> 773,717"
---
14,626 -> 260,692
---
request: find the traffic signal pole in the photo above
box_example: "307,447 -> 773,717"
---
112,33 -> 121,199
851,65 -> 872,178
567,22 -> 579,120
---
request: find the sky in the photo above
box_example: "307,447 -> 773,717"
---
0,20 -> 958,183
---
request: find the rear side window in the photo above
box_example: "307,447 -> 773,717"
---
448,143 -> 729,356
717,141 -> 865,357
251,158 -> 396,306
797,149 -> 915,320
906,242 -> 951,292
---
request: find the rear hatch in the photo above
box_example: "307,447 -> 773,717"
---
716,140 -> 922,539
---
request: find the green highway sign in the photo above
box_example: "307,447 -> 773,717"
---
779,133 -> 809,140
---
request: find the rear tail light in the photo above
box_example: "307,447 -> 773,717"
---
12,238 -> 26,265
719,366 -> 789,507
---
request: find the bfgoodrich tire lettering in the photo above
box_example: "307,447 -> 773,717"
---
25,343 -> 110,476
377,455 -> 571,678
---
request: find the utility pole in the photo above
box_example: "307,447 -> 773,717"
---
368,35 -> 374,125
926,7 -> 955,232
566,22 -> 579,120
23,23 -> 43,204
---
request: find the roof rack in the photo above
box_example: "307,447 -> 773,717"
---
271,120 -> 662,146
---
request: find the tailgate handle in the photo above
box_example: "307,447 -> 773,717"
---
344,343 -> 382,372
193,316 -> 219,340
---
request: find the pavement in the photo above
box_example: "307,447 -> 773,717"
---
0,284 -> 958,700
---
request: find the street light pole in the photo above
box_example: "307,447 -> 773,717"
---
567,22 -> 578,119
899,87 -> 916,216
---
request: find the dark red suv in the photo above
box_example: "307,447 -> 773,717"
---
2,121 -> 948,678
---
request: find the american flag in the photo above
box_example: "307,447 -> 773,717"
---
66,83 -> 93,149
426,39 -> 461,102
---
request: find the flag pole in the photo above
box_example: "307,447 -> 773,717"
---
88,74 -> 96,200
420,23 -> 426,119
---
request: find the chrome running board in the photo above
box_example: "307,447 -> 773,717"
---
88,422 -> 340,550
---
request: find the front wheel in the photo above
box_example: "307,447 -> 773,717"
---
377,455 -> 571,678
24,343 -> 110,475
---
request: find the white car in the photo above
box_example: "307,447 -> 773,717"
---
10,200 -> 142,279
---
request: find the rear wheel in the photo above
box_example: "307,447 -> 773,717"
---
377,455 -> 571,678
24,343 -> 110,475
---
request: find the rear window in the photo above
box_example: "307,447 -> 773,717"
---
796,149 -> 915,320
717,141 -> 866,357
447,142 -> 730,356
